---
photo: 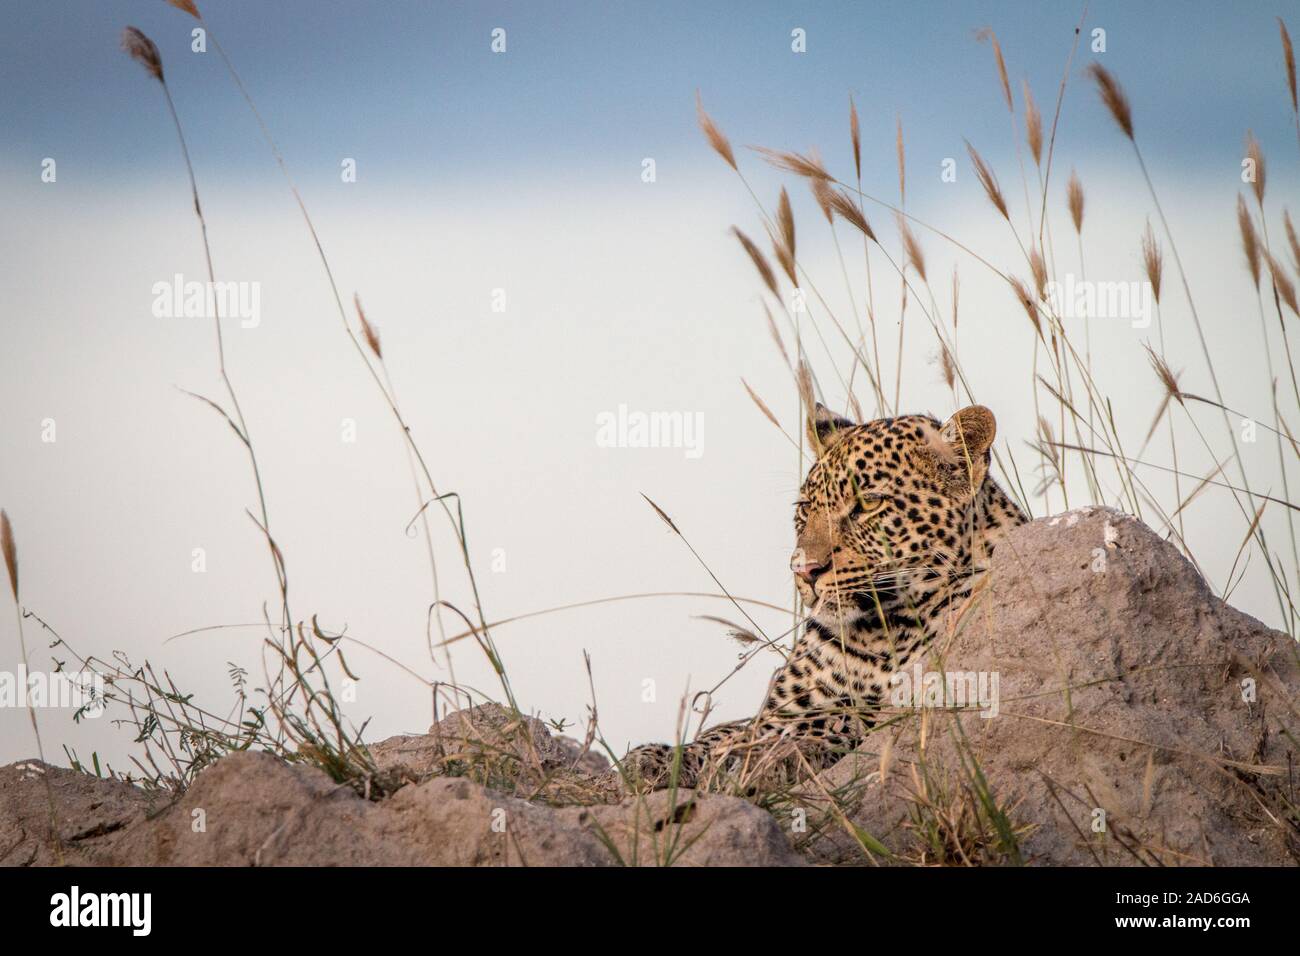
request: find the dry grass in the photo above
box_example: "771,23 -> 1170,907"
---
1269,252 -> 1300,316
352,293 -> 382,360
1007,276 -> 1041,338
773,187 -> 798,285
680,11 -> 1300,861
753,146 -> 831,181
1286,208 -> 1300,273
976,28 -> 1013,113
1140,220 -> 1163,304
1239,193 -> 1262,287
120,26 -> 162,81
0,510 -> 16,602
1087,62 -> 1133,140
1282,17 -> 1298,113
897,214 -> 927,282
965,140 -> 1009,220
813,177 -> 877,241
732,226 -> 780,298
1066,168 -> 1084,234
8,7 -> 1300,869
849,94 -> 861,179
1023,79 -> 1043,166
1246,130 -> 1266,206
696,92 -> 736,171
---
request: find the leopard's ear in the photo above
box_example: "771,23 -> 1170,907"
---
938,405 -> 997,492
807,403 -> 856,455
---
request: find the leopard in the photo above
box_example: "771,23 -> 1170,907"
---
617,403 -> 1028,792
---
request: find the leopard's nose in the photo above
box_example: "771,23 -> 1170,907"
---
791,556 -> 831,584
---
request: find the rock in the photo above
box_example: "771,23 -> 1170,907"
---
1,737 -> 796,866
804,508 -> 1300,866
384,778 -> 801,866
581,788 -> 804,866
0,759 -> 155,866
104,752 -> 396,866
4,508 -> 1295,867
370,703 -> 608,779
368,702 -> 612,805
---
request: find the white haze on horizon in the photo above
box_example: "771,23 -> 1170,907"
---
0,160 -> 1293,771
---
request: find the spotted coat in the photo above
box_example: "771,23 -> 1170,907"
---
620,404 -> 1027,791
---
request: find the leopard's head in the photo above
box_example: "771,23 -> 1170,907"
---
790,404 -> 999,626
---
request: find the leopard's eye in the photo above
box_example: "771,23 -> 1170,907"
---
849,496 -> 887,519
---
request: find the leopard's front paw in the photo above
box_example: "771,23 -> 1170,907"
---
609,742 -> 700,793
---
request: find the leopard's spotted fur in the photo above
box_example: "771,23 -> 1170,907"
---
620,404 -> 1027,791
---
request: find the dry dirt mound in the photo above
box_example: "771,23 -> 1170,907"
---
2,508 -> 1296,866
808,507 -> 1300,865
1,719 -> 798,867
368,703 -> 611,791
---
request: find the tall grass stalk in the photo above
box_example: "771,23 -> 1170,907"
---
122,26 -> 289,635
162,1 -> 511,702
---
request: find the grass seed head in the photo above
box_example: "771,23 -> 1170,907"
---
1238,194 -> 1261,289
814,179 -> 876,242
1009,276 -> 1041,337
1141,220 -> 1164,305
1087,63 -> 1133,140
797,363 -> 820,450
965,140 -> 1008,220
1284,207 -> 1300,274
810,177 -> 834,224
761,300 -> 792,368
976,28 -> 1013,112
1281,18 -> 1298,113
849,94 -> 862,179
353,294 -> 382,360
1,509 -> 16,602
1267,252 -> 1300,316
1023,79 -> 1043,165
1067,168 -> 1085,234
752,146 -> 830,181
1245,131 -> 1265,206
741,378 -> 782,432
695,615 -> 761,647
940,344 -> 956,391
1146,345 -> 1184,404
951,265 -> 960,329
732,227 -> 780,298
1029,249 -> 1048,301
122,26 -> 164,82
696,93 -> 737,171
773,187 -> 798,285
895,117 -> 906,202
897,214 -> 927,282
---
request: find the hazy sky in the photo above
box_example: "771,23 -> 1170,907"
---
2,1 -> 1298,772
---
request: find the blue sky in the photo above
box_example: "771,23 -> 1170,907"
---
4,0 -> 1291,196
